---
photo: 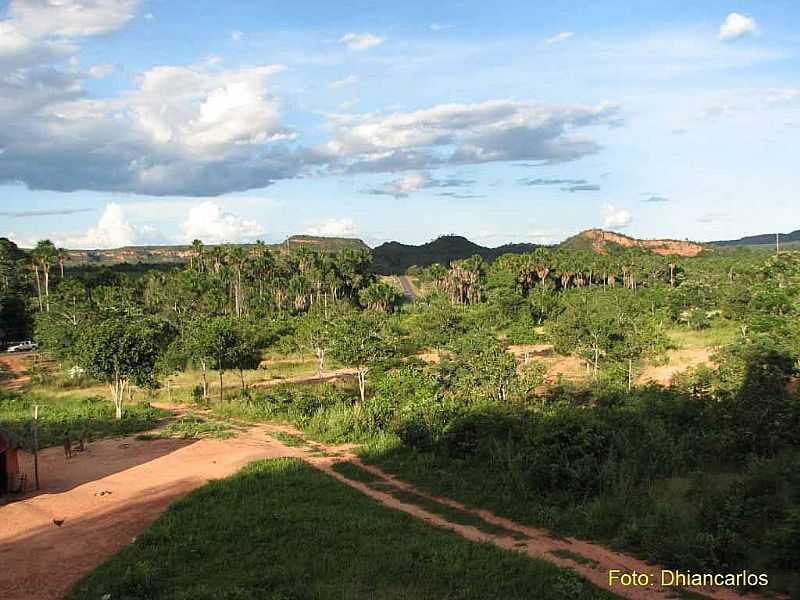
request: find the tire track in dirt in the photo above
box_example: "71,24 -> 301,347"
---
0,409 -> 776,600
318,457 -> 758,600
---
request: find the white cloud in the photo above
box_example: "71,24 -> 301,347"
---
545,32 -> 574,44
339,32 -> 385,51
321,100 -> 621,172
719,13 -> 758,42
56,202 -> 161,249
181,201 -> 263,243
603,204 -> 632,229
144,12 -> 154,20
8,0 -> 139,39
363,172 -> 476,197
231,30 -> 244,42
374,173 -> 430,197
304,218 -> 356,237
88,63 -> 115,79
0,60 -> 300,195
329,74 -> 358,89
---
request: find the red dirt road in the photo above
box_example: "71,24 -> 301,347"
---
0,425 -> 309,600
0,416 -> 772,600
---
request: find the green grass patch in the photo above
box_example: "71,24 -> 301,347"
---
333,460 -> 528,541
331,460 -> 382,484
549,549 -> 599,568
270,431 -> 308,447
666,323 -> 739,348
66,458 -> 615,600
159,413 -> 235,439
0,390 -> 170,449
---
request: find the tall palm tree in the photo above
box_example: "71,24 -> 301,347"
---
32,240 -> 57,311
57,248 -> 68,279
191,239 -> 205,273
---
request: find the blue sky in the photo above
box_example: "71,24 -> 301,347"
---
1,0 -> 798,248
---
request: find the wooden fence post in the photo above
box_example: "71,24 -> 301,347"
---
33,405 -> 40,491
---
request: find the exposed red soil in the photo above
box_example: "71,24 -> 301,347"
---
0,352 -> 32,391
0,410 -> 770,600
637,347 -> 715,385
580,229 -> 704,257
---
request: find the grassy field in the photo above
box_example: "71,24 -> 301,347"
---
66,458 -> 616,600
666,323 -> 740,348
0,390 -> 169,448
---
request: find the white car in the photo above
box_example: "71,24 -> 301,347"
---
7,341 -> 37,352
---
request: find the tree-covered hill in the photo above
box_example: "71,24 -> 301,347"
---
372,235 -> 540,274
712,229 -> 800,248
63,235 -> 369,266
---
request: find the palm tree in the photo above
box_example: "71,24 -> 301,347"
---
57,248 -> 68,279
32,240 -> 57,311
191,239 -> 205,273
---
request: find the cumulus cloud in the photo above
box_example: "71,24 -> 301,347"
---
181,201 -> 263,244
518,177 -> 588,186
603,205 -> 632,229
0,1 -> 622,199
339,32 -> 385,51
7,0 -> 139,39
56,202 -> 161,249
719,13 -> 758,42
0,60 -> 300,195
321,100 -> 621,174
305,218 -> 356,237
364,173 -> 475,198
545,32 -> 574,44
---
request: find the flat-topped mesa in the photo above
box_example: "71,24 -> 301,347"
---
579,229 -> 704,257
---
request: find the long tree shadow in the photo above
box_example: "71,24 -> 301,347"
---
0,477 -> 211,600
4,434 -> 197,501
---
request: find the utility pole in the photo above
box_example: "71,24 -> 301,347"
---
776,232 -> 780,256
33,405 -> 40,491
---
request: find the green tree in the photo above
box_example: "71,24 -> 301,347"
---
330,311 -> 396,403
77,315 -> 173,418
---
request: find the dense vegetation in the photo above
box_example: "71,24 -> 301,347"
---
3,232 -> 800,595
67,458 -> 613,600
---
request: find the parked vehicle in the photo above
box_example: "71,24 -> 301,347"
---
7,341 -> 37,353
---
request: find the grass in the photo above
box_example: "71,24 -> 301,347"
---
0,390 -> 170,449
332,460 -> 528,541
549,549 -> 599,568
666,323 -> 739,349
66,458 -> 616,600
270,431 -> 307,447
158,413 -> 235,439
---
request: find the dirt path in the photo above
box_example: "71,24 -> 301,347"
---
0,424 -> 318,600
319,458 -> 754,600
252,367 -> 358,388
637,347 -> 714,385
0,413 -> 767,600
0,352 -> 32,390
397,275 -> 418,300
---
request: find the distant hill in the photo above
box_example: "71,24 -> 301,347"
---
372,235 -> 540,274
559,229 -> 705,257
0,238 -> 28,262
712,229 -> 800,247
64,235 -> 369,266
